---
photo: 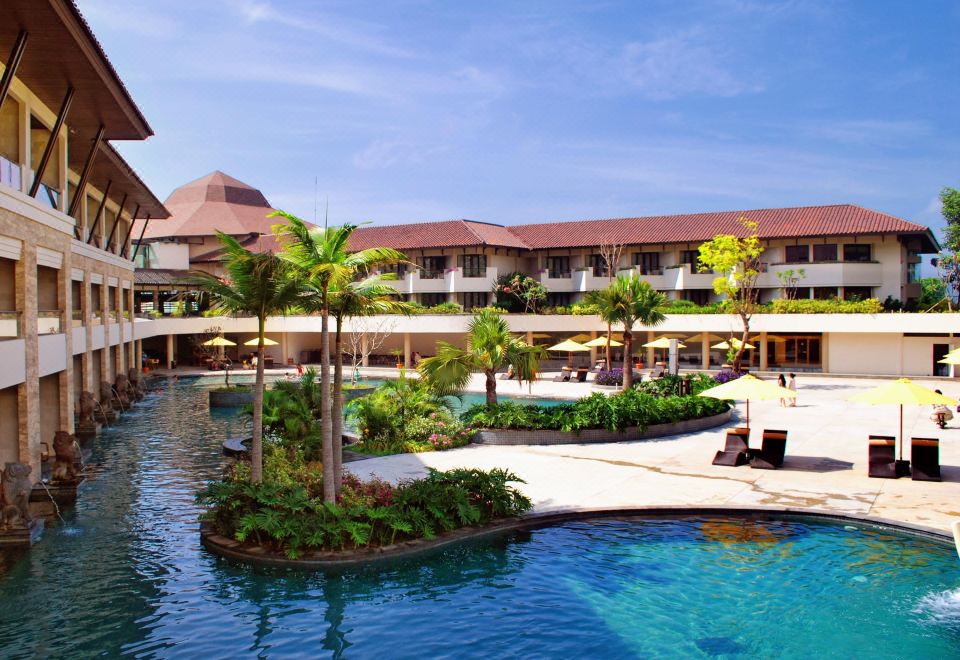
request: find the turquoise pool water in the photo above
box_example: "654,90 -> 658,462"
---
0,377 -> 957,657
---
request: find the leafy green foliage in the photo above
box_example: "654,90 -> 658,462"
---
462,380 -> 728,433
197,445 -> 531,557
768,297 -> 884,314
246,368 -> 324,459
493,271 -> 548,313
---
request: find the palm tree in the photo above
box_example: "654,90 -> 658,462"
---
329,275 -> 411,493
586,274 -> 667,389
418,309 -> 544,407
183,232 -> 301,483
271,212 -> 404,503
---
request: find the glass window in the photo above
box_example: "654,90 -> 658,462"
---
813,287 -> 837,300
633,252 -> 661,275
843,286 -> 872,301
680,250 -> 699,267
458,254 -> 487,278
843,244 -> 871,262
381,262 -> 408,278
460,292 -> 488,310
784,245 -> 810,263
546,292 -> 572,307
545,256 -> 571,278
419,293 -> 446,307
588,254 -> 609,277
417,256 -> 446,279
813,244 -> 837,262
684,289 -> 711,305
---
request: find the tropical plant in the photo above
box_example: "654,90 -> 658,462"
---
697,217 -> 764,372
272,212 -> 404,502
585,274 -> 667,389
492,271 -> 548,313
935,186 -> 960,308
594,368 -> 624,386
417,309 -> 545,407
181,232 -> 301,483
248,368 -> 323,459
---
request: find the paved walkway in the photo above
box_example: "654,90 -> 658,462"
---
347,374 -> 960,535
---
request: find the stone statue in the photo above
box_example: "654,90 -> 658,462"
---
78,391 -> 97,423
51,431 -> 82,484
115,374 -> 132,408
1,463 -> 32,530
128,368 -> 145,400
99,381 -> 115,411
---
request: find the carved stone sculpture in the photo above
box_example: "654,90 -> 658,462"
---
1,463 -> 32,530
78,391 -> 97,423
100,381 -> 116,411
51,432 -> 82,484
128,368 -> 145,400
115,375 -> 132,408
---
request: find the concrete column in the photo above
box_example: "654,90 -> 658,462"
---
403,332 -> 411,369
821,333 -> 829,374
526,331 -> 533,345
166,334 -> 175,370
135,340 -> 143,373
99,277 -> 110,382
701,335 -> 710,371
361,334 -> 369,367
759,331 -> 768,371
646,330 -> 655,368
280,331 -> 288,366
60,252 -> 74,433
81,275 -> 93,393
16,240 -> 40,476
126,287 -> 135,368
589,330 -> 597,366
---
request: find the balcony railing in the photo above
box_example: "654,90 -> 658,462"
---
71,309 -> 83,327
38,310 -> 63,335
91,312 -> 103,325
0,310 -> 20,339
419,270 -> 443,280
36,183 -> 61,211
0,155 -> 22,191
461,268 -> 487,278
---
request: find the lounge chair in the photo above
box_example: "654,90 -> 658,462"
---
749,429 -> 788,469
712,427 -> 751,466
911,437 -> 941,482
553,368 -> 572,383
575,368 -> 589,382
867,435 -> 897,478
647,364 -> 665,380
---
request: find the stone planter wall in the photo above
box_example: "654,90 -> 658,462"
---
209,389 -> 254,407
472,409 -> 731,446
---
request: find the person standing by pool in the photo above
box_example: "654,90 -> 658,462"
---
778,374 -> 788,407
787,373 -> 797,407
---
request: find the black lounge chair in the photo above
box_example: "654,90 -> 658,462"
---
712,427 -> 751,466
867,435 -> 897,478
749,429 -> 788,469
911,437 -> 941,482
575,368 -> 589,383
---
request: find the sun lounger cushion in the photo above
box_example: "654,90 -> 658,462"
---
910,437 -> 941,482
750,429 -> 788,470
867,435 -> 897,479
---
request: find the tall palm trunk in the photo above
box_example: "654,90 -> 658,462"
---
622,329 -> 633,389
251,316 -> 266,483
485,370 -> 497,407
320,286 -> 335,503
331,317 -> 344,496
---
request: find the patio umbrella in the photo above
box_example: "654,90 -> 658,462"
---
939,352 -> 960,364
547,339 -> 590,366
698,374 -> 796,428
750,334 -> 787,343
202,337 -> 236,347
712,339 -> 756,350
686,333 -> 723,343
849,378 -> 957,461
568,333 -> 593,343
584,336 -> 623,347
643,337 -> 687,349
243,337 -> 279,346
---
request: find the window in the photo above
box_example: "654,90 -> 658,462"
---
790,287 -> 811,300
633,252 -> 661,275
843,244 -> 871,262
460,292 -> 488,310
813,287 -> 838,300
419,293 -> 447,307
813,244 -> 837,262
545,256 -> 571,278
417,256 -> 446,279
588,254 -> 609,277
680,250 -> 700,268
843,286 -> 872,301
784,245 -> 810,263
684,289 -> 711,305
458,254 -> 486,278
381,262 -> 408,278
546,292 -> 573,307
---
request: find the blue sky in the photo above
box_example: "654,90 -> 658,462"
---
85,0 -> 959,236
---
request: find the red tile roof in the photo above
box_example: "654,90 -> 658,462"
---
348,219 -> 529,251
508,204 -> 933,249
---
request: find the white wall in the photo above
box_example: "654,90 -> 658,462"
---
150,242 -> 191,270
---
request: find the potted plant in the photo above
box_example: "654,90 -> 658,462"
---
391,348 -> 404,369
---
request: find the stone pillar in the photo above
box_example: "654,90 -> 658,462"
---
821,333 -> 829,374
166,334 -> 175,370
646,330 -> 655,368
99,278 -> 111,382
403,332 -> 411,369
526,331 -> 533,344
589,330 -> 597,366
126,287 -> 135,368
361,334 -> 369,367
702,335 -> 710,371
759,331 -> 768,371
135,340 -> 143,373
60,252 -> 74,433
81,275 -> 93,392
16,241 -> 40,477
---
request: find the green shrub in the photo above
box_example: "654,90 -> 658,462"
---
570,302 -> 599,315
768,297 -> 883,314
427,302 -> 463,314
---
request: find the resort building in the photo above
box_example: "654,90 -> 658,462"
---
0,1 -> 168,478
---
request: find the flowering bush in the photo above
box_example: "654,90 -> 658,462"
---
493,272 -> 547,313
339,473 -> 394,508
404,411 -> 473,452
713,370 -> 744,384
594,368 -> 624,386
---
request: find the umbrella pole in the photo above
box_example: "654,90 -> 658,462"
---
746,398 -> 750,429
899,404 -> 904,462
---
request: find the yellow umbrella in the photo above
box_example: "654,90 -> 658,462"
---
938,354 -> 960,365
568,333 -> 593,343
712,339 -> 756,350
584,336 -> 623,348
849,378 -> 958,462
243,337 -> 279,346
547,339 -> 590,366
750,334 -> 787,343
643,337 -> 687,349
687,333 -> 723,343
698,374 -> 796,428
202,337 -> 236,347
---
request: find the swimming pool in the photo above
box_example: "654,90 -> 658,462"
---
0,376 -> 956,657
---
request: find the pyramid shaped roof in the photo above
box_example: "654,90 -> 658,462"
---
137,171 -> 276,240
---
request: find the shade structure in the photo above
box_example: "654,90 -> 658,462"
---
849,378 -> 958,460
938,354 -> 960,365
686,333 -> 723,343
547,339 -> 590,367
568,333 -> 594,343
584,336 -> 623,347
243,337 -> 279,346
698,374 -> 796,427
712,340 -> 756,350
643,337 -> 687,349
202,337 -> 236,347
750,334 -> 787,343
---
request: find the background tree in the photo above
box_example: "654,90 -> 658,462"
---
598,242 -> 624,369
346,316 -> 399,381
697,217 -> 764,372
492,272 -> 547,313
418,309 -> 544,406
183,233 -> 300,483
586,274 -> 667,389
776,268 -> 805,300
935,186 -> 960,308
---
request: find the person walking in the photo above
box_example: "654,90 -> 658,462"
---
787,373 -> 797,407
778,374 -> 788,407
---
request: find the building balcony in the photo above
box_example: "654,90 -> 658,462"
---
38,310 -> 63,335
0,311 -> 20,340
396,267 -> 499,294
760,261 -> 884,288
660,264 -> 716,290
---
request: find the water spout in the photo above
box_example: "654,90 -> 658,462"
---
38,480 -> 64,523
111,386 -> 126,412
